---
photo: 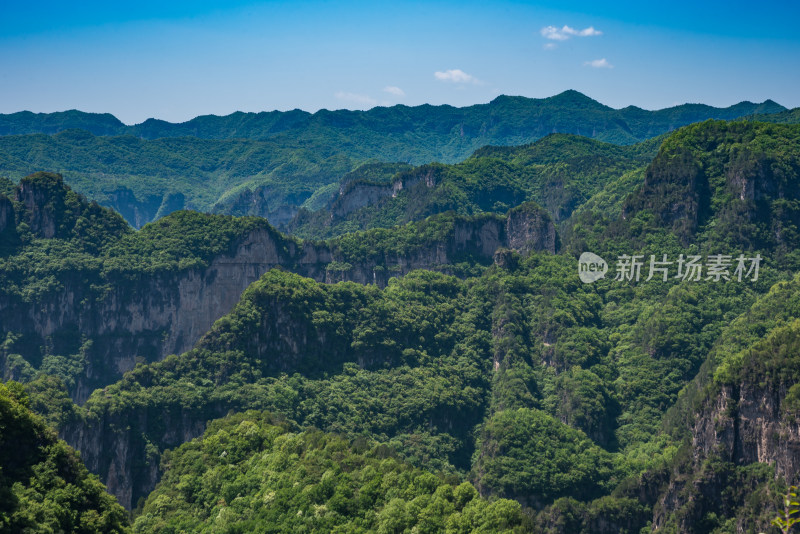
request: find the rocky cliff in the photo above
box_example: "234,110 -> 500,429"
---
0,193 -> 15,246
330,166 -> 442,220
104,187 -> 163,229
620,121 -> 800,250
62,399 -> 220,513
1,175 -> 557,406
212,184 -> 313,228
323,206 -> 557,286
52,204 -> 557,509
651,321 -> 800,532
691,384 -> 800,487
1,174 -> 560,508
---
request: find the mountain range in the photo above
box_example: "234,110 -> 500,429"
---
2,94 -> 800,533
0,91 -> 788,229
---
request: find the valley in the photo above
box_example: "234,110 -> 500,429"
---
2,99 -> 800,533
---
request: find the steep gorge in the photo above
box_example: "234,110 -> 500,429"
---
0,174 -> 557,405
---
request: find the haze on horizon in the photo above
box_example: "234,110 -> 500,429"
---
1,0 -> 799,125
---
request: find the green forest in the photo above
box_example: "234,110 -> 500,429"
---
2,105 -> 800,533
0,92 -> 786,231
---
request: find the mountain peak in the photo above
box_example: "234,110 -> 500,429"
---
552,89 -> 589,99
755,98 -> 787,113
547,90 -> 613,110
488,90 -> 611,111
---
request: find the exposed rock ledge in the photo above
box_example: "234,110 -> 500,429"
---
1,202 -> 557,405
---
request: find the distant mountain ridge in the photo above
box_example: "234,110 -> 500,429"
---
0,91 -> 786,152
0,91 -> 788,229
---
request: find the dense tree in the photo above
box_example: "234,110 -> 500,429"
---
0,381 -> 128,532
2,118 -> 800,532
132,411 -> 527,533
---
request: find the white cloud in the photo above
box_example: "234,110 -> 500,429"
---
543,42 -> 557,50
541,26 -> 569,41
574,26 -> 602,37
584,58 -> 613,69
334,92 -> 377,107
383,86 -> 405,97
434,69 -> 480,84
541,25 -> 602,41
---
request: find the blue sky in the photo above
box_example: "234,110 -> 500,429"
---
1,0 -> 799,124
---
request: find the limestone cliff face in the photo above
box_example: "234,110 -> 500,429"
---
691,382 -> 800,481
331,182 -> 390,219
0,254 -> 193,394
1,226 -> 314,402
329,166 -> 441,220
17,176 -> 59,238
62,402 -> 216,511
324,207 -> 557,286
50,206 -> 558,509
325,217 -> 505,286
0,194 -> 15,243
104,187 -> 163,229
651,374 -> 800,531
2,203 -> 557,407
506,202 -> 559,254
212,185 -> 303,228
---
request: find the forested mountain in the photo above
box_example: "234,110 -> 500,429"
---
0,381 -> 128,532
0,110 -> 128,137
747,107 -> 800,124
0,130 -> 358,228
0,92 -> 786,229
289,133 -> 662,239
0,92 -> 785,149
131,411 -> 527,532
2,117 -> 800,532
0,172 -> 556,403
